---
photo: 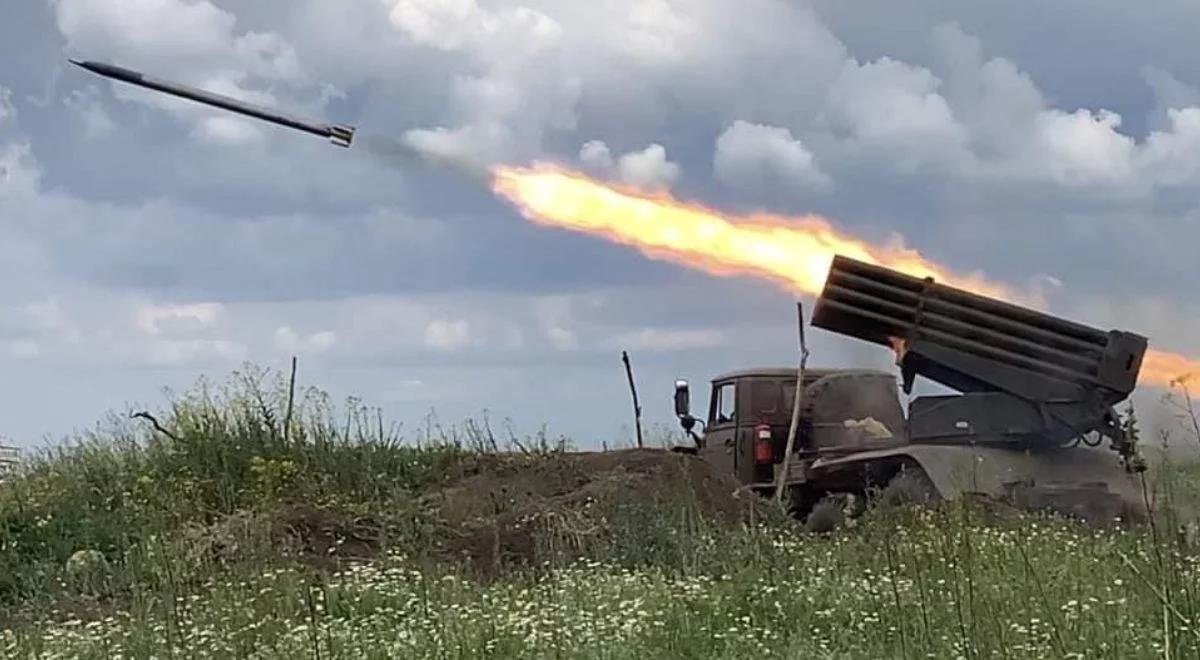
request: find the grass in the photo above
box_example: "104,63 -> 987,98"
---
3,364 -> 1200,658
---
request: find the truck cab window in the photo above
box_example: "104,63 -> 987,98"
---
751,381 -> 781,416
714,382 -> 736,424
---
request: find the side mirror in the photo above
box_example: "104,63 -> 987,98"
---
674,379 -> 698,433
673,379 -> 691,417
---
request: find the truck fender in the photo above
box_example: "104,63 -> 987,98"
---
810,444 -> 1147,522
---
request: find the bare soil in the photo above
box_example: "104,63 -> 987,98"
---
254,448 -> 771,578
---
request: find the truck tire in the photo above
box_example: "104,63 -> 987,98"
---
877,467 -> 939,508
803,493 -> 863,533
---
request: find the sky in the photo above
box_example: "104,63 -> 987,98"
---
2,0 -> 1200,450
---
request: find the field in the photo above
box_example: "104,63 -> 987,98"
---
3,366 -> 1200,659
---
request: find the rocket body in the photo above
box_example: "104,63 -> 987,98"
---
69,59 -> 355,148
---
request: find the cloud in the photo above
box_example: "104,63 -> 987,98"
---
54,0 -> 303,80
274,326 -> 337,355
143,338 -> 247,367
579,140 -> 614,173
386,0 -> 576,168
1136,108 -> 1200,187
572,139 -> 681,190
136,302 -> 224,337
1029,109 -> 1135,187
714,120 -> 832,193
606,328 -> 724,352
616,143 -> 681,190
53,0 -> 309,144
0,87 -> 14,126
616,0 -> 699,65
387,0 -> 562,53
1142,66 -> 1200,132
63,86 -> 115,138
0,142 -> 41,198
911,22 -> 1200,198
423,318 -> 475,352
822,56 -> 970,174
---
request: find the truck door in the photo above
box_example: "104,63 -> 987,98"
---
701,379 -> 737,480
737,378 -> 780,484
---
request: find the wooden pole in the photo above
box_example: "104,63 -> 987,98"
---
622,350 -> 644,448
283,355 -> 298,444
776,302 -> 810,504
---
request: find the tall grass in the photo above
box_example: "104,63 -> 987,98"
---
3,365 -> 1200,658
0,365 -> 485,619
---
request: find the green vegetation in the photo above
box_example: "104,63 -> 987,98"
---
3,366 -> 1200,658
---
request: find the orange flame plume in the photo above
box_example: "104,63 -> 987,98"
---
490,162 -> 1198,388
492,164 -> 1012,299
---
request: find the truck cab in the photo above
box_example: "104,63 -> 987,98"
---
674,367 -> 907,490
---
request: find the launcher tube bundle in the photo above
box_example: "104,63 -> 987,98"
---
811,256 -> 1147,459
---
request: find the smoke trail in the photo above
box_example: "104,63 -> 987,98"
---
357,132 -> 491,184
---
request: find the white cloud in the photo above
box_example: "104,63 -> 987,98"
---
927,22 -> 1044,157
618,0 -> 699,65
806,22 -> 1200,197
192,115 -> 266,146
136,302 -> 225,337
0,143 -> 41,199
54,0 -> 302,80
145,338 -> 247,367
54,0 -> 309,144
63,86 -> 116,138
386,0 -> 481,51
0,87 -> 14,126
544,323 -> 578,351
1141,66 -> 1200,132
617,143 -> 681,190
714,120 -> 832,192
606,328 -> 724,352
1031,109 -> 1136,187
1136,108 -> 1200,187
823,56 -> 970,174
532,296 -> 580,351
386,0 -> 575,167
387,0 -> 562,53
424,318 -> 474,351
579,140 -> 614,173
274,326 -> 337,354
572,139 -> 682,190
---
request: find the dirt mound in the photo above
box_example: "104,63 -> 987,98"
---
176,502 -> 381,570
427,448 -> 768,577
267,503 -> 380,561
178,448 -> 768,578
439,448 -> 751,522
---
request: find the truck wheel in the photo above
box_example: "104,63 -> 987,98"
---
803,493 -> 858,533
877,468 -> 939,508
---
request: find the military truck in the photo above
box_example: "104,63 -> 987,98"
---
672,255 -> 1150,528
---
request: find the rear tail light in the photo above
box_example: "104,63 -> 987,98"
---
754,424 -> 773,463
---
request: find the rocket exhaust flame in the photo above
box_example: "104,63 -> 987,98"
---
492,164 -> 1013,300
490,162 -> 1199,388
